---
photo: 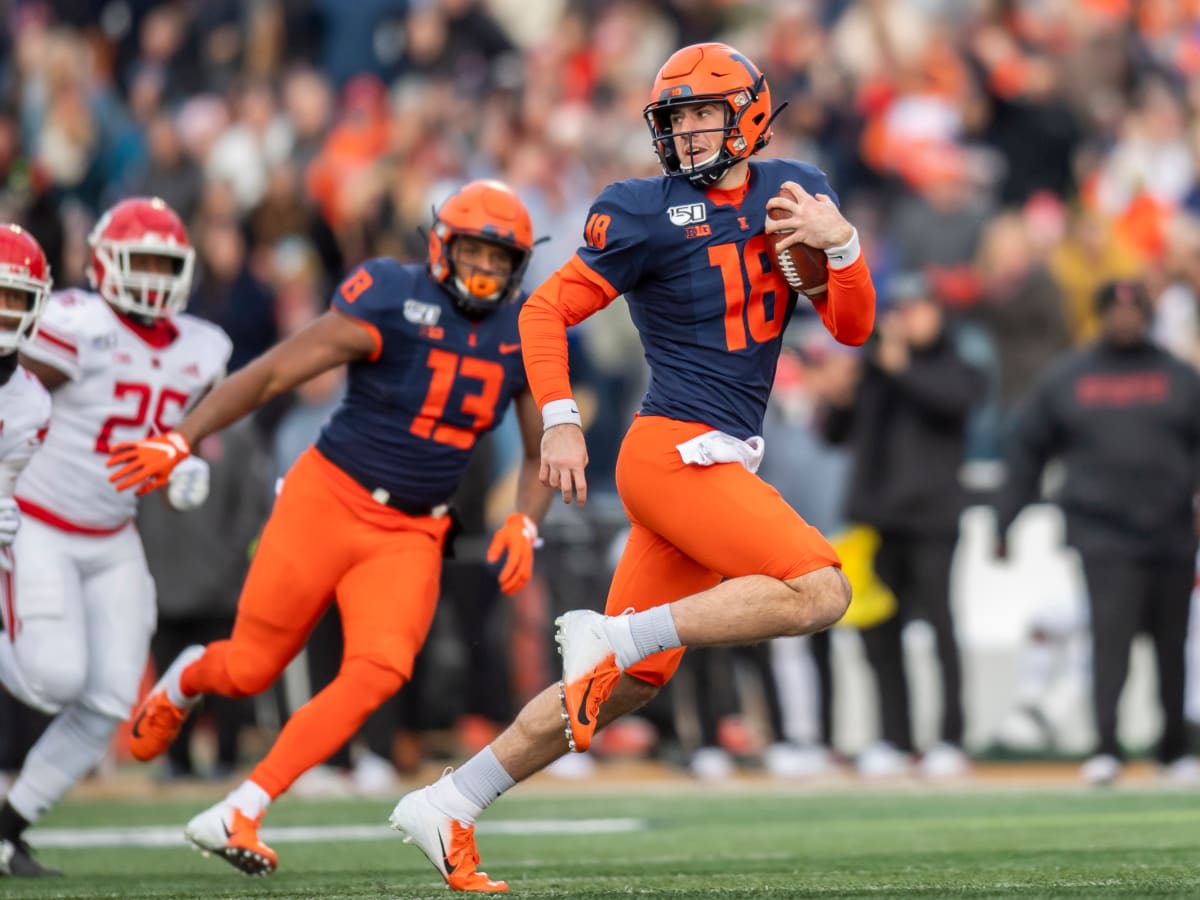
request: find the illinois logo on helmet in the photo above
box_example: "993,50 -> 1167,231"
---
643,43 -> 781,187
0,224 -> 52,355
88,197 -> 196,319
428,180 -> 534,319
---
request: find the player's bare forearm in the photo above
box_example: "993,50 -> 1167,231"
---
515,455 -> 555,524
178,309 -> 374,445
513,389 -> 557,523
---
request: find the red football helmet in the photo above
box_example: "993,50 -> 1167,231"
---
0,224 -> 52,355
643,43 -> 777,186
87,197 -> 195,319
428,180 -> 534,318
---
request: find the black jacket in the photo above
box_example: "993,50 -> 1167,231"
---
994,338 -> 1200,559
824,332 -> 985,538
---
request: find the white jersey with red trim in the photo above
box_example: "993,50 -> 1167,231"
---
16,289 -> 231,531
0,365 -> 51,499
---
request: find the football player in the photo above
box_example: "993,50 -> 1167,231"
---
109,180 -> 554,884
389,42 -> 876,892
0,224 -> 53,877
0,199 -> 230,877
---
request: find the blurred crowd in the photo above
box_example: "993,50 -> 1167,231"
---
3,0 -> 1200,788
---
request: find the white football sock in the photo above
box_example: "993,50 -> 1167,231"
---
443,747 -> 515,824
605,605 -> 681,669
226,780 -> 271,819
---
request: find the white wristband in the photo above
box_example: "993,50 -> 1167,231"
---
824,227 -> 861,270
542,398 -> 582,430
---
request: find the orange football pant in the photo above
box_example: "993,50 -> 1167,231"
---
607,416 -> 841,686
180,447 -> 450,798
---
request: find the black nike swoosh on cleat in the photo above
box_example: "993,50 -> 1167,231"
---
576,678 -> 594,727
130,710 -> 147,739
437,830 -> 457,875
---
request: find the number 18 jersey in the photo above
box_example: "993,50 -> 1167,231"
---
578,158 -> 835,440
17,289 -> 231,531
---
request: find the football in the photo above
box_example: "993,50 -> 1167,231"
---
767,191 -> 829,297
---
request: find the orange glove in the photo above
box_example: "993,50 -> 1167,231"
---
107,431 -> 191,496
486,512 -> 539,595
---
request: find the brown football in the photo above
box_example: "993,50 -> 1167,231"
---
767,192 -> 829,297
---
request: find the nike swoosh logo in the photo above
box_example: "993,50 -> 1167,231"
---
222,820 -> 233,839
499,343 -> 521,354
130,709 -> 147,739
576,678 -> 594,727
437,831 -> 456,875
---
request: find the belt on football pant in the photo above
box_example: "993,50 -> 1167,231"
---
367,486 -> 449,519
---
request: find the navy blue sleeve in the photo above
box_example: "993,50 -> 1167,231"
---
330,258 -> 405,326
575,181 -> 651,294
780,160 -> 840,207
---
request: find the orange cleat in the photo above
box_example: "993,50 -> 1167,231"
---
554,610 -> 622,753
390,788 -> 508,892
129,645 -> 205,762
185,802 -> 278,876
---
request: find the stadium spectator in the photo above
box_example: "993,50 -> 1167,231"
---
820,272 -> 984,779
994,280 -> 1200,785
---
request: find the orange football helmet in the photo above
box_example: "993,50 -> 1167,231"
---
428,180 -> 534,319
0,224 -> 51,355
87,197 -> 195,319
644,42 -> 777,186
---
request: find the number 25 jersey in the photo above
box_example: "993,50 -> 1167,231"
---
17,289 -> 232,532
316,259 -> 529,511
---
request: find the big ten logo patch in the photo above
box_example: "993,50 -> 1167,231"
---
684,224 -> 713,239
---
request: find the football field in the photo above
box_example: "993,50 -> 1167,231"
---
7,781 -> 1200,898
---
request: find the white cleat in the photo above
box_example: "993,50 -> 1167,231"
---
554,610 -> 621,753
389,788 -> 508,892
184,800 -> 277,876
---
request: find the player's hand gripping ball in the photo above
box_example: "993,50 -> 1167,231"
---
766,186 -> 830,298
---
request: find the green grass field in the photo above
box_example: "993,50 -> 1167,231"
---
6,785 -> 1200,898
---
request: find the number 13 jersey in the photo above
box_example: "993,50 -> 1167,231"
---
317,258 -> 529,511
17,289 -> 232,531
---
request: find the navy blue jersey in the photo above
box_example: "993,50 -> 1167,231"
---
577,158 -> 834,439
316,259 -> 528,508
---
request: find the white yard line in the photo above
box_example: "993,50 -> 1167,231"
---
28,818 -> 648,848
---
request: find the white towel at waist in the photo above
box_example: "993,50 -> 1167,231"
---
675,430 -> 765,474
